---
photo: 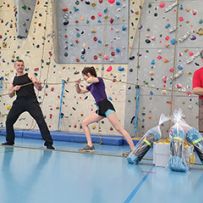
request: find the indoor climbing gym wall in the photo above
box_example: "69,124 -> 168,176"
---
53,0 -> 129,64
0,0 -> 203,137
0,0 -> 128,135
125,0 -> 203,136
15,0 -> 37,39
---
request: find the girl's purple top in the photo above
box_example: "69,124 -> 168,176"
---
87,77 -> 107,104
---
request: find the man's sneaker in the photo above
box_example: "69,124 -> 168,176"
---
46,145 -> 55,150
79,145 -> 95,152
1,142 -> 14,146
44,142 -> 55,150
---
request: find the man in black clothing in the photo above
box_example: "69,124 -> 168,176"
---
2,59 -> 55,150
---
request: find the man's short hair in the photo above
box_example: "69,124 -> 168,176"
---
15,59 -> 24,64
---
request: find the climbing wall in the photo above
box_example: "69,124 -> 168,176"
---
0,0 -> 127,135
15,0 -> 37,39
125,0 -> 203,136
173,0 -> 203,123
52,0 -> 129,64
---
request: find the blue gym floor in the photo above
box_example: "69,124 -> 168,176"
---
0,136 -> 203,203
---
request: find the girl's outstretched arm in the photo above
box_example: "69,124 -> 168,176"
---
86,76 -> 99,84
75,79 -> 89,94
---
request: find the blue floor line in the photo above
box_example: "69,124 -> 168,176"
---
123,167 -> 154,203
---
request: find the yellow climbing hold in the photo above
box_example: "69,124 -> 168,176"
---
6,105 -> 11,110
197,28 -> 203,35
